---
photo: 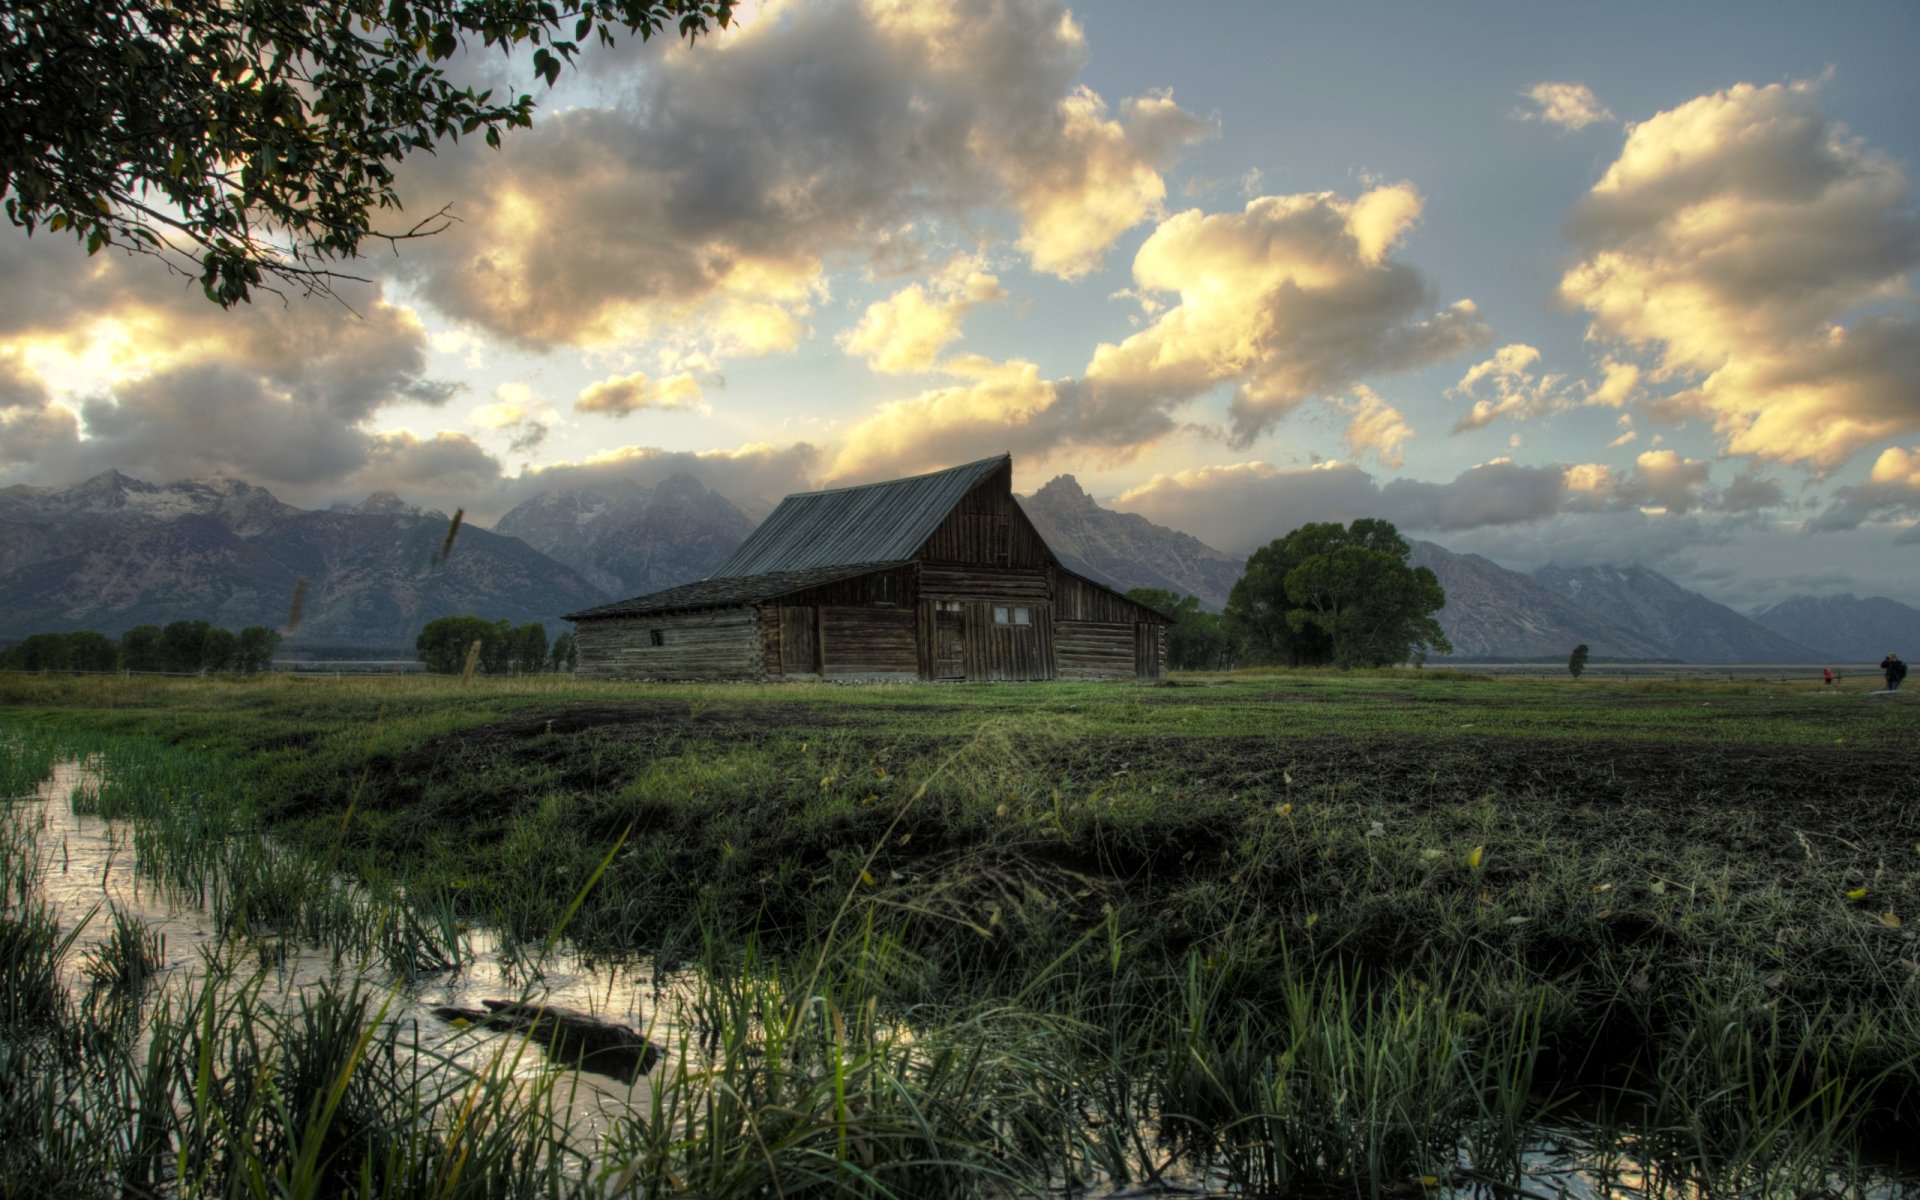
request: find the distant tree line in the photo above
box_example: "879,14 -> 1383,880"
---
1,621 -> 281,673
1130,518 -> 1452,672
415,616 -> 576,675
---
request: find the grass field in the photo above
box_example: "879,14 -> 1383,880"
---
2,669 -> 1917,1197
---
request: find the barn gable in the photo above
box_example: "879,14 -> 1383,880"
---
564,455 -> 1168,682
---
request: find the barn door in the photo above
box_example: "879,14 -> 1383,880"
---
781,606 -> 819,675
935,611 -> 965,679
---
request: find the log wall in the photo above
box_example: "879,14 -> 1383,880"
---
918,463 -> 1049,569
1055,621 -> 1137,680
574,609 -> 763,681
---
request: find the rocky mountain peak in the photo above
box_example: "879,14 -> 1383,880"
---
349,491 -> 419,516
1032,474 -> 1097,510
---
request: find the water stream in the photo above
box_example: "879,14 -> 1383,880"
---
20,758 -> 690,1141
9,758 -> 1911,1199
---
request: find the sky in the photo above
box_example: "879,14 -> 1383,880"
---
3,0 -> 1918,610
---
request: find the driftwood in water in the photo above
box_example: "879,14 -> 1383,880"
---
432,999 -> 660,1083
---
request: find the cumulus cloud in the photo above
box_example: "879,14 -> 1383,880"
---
1516,82 -> 1615,131
1086,186 -> 1490,446
1587,359 -> 1641,408
0,229 -> 456,492
1113,458 -> 1578,553
1560,79 -> 1920,469
825,359 -> 1093,482
1338,386 -> 1414,468
394,0 -> 1208,355
575,370 -> 707,417
1109,449 -> 1747,553
1448,344 -> 1568,432
1808,445 -> 1920,531
839,258 -> 1008,374
506,441 -> 822,519
1612,449 -> 1712,514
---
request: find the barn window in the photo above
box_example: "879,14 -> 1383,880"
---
993,606 -> 1032,626
937,600 -> 963,613
649,629 -> 665,647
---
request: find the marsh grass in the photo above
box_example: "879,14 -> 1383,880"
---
2,673 -> 1917,1196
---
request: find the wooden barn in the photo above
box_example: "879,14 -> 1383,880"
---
564,455 -> 1169,682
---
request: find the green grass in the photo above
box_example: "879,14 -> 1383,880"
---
1,669 -> 1916,1195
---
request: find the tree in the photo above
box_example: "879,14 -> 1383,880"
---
119,625 -> 163,671
202,626 -> 239,672
1126,588 -> 1229,671
235,626 -> 282,674
416,614 -> 497,674
2,633 -> 72,671
158,620 -> 214,672
1568,643 -> 1589,680
3,0 -> 730,306
66,631 -> 119,672
1224,519 -> 1451,668
511,621 -> 548,675
549,631 -> 577,673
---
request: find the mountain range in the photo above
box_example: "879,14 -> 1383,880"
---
1531,564 -> 1820,663
1406,542 -> 1671,660
0,472 -> 606,649
492,474 -> 752,599
1017,475 -> 1244,610
1747,594 -> 1920,664
0,468 -> 1904,664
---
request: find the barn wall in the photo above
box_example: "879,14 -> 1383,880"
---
1051,566 -> 1160,623
918,461 -> 1049,569
821,607 -> 918,679
575,609 -> 762,681
1055,621 -> 1136,680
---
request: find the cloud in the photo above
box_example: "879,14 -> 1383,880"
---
1516,82 -> 1615,131
826,358 -> 1096,482
508,441 -> 822,519
0,229 -> 456,492
1719,470 -> 1785,513
1448,344 -> 1568,432
1086,186 -> 1490,446
1110,449 -> 1746,554
1338,385 -> 1414,468
1560,79 -> 1920,469
1113,458 -> 1575,553
1808,445 -> 1920,531
1612,449 -> 1712,514
1586,358 -> 1641,408
394,0 -> 1207,355
839,257 -> 1008,374
0,349 -> 77,466
575,371 -> 707,417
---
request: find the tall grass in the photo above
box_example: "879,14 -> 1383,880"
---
3,676 -> 1918,1196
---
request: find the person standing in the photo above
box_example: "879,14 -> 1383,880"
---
1881,652 -> 1907,691
1824,667 -> 1834,687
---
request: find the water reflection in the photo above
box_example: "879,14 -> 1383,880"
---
13,759 -> 1914,1199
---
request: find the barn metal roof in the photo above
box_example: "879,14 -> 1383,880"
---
709,455 -> 1009,578
564,562 -> 907,620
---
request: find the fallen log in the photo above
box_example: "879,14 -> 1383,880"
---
431,999 -> 660,1083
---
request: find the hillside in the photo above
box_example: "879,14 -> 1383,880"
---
1408,542 -> 1670,659
492,473 -> 750,600
1018,476 -> 1245,610
0,473 -> 607,646
1532,564 -> 1820,663
1747,593 -> 1920,664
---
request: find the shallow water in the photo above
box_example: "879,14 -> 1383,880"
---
21,758 -> 689,1137
12,758 -> 1912,1199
